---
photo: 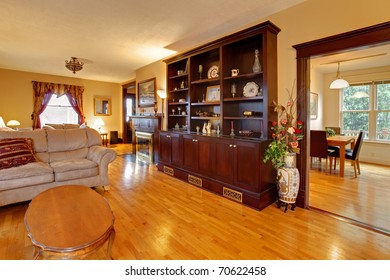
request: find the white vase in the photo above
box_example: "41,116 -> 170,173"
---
276,152 -> 300,212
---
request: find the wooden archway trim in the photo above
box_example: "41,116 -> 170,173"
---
292,21 -> 390,208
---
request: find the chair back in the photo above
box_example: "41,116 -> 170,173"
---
352,130 -> 364,160
310,130 -> 329,158
325,126 -> 341,135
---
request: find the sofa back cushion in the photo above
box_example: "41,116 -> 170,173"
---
0,129 -> 49,162
46,129 -> 89,162
85,128 -> 102,147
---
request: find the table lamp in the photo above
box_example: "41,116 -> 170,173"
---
6,120 -> 21,130
94,118 -> 105,133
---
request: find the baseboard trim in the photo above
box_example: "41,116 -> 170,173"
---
309,206 -> 390,237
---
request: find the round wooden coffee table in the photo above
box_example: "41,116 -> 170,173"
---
24,185 -> 115,260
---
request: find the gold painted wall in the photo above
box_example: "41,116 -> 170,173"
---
0,68 -> 121,136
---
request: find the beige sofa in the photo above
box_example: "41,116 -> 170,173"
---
0,128 -> 116,206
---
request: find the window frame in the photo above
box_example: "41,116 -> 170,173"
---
40,94 -> 79,126
340,80 -> 390,142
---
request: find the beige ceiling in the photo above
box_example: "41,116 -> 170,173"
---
311,44 -> 390,74
0,0 -> 306,83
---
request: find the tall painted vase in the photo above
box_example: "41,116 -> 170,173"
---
276,153 -> 300,212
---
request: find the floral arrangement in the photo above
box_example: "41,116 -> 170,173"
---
264,82 -> 304,169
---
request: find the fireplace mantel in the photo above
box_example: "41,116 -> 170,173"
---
130,115 -> 161,163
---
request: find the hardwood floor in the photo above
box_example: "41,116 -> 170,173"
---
309,159 -> 390,233
0,144 -> 389,260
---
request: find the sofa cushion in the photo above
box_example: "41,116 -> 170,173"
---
0,162 -> 54,191
49,148 -> 88,163
50,158 -> 97,173
63,123 -> 80,129
0,129 -> 48,153
0,161 -> 53,180
50,158 -> 98,182
46,129 -> 88,152
45,123 -> 65,129
0,138 -> 36,170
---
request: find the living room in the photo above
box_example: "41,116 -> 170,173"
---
1,0 -> 389,277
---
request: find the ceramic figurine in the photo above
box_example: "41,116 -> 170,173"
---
202,122 -> 207,134
206,121 -> 211,135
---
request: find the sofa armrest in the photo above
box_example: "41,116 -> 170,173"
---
87,146 -> 116,186
88,145 -> 116,164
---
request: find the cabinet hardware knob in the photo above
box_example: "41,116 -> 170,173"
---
229,144 -> 233,147
233,145 -> 237,148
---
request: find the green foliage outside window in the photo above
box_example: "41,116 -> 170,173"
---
341,82 -> 390,141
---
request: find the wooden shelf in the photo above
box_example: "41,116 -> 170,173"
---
164,20 -> 279,139
191,116 -> 221,120
169,102 -> 188,105
224,96 -> 263,102
169,88 -> 188,93
223,72 -> 263,80
224,116 -> 263,120
168,73 -> 188,80
191,101 -> 220,106
169,114 -> 188,117
191,77 -> 219,84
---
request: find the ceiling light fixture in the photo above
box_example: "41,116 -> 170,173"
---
330,62 -> 349,89
65,57 -> 84,74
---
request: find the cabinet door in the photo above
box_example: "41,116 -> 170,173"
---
182,134 -> 198,171
197,137 -> 213,176
234,141 -> 259,192
159,132 -> 172,163
213,138 -> 234,184
170,133 -> 182,166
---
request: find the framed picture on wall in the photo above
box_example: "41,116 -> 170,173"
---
310,92 -> 318,120
138,77 -> 156,108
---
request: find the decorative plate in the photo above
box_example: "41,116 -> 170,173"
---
243,82 -> 259,97
207,65 -> 219,79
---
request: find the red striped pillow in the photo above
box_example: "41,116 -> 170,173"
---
0,138 -> 36,170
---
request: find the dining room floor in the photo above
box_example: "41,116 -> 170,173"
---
309,159 -> 390,234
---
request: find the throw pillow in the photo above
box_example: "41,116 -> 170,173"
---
0,138 -> 36,170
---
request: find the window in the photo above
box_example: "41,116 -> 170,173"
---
341,81 -> 390,141
40,94 -> 79,126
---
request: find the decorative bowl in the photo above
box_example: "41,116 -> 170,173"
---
238,130 -> 254,137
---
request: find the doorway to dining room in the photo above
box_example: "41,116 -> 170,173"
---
294,21 -> 390,234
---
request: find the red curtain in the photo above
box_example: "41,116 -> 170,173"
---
64,84 -> 85,124
31,81 -> 85,128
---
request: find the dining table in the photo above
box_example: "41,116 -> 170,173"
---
327,135 -> 356,177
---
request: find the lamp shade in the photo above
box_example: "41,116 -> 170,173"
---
94,118 -> 104,127
0,116 -> 6,128
330,62 -> 349,89
6,120 -> 20,126
157,89 -> 167,99
330,78 -> 350,89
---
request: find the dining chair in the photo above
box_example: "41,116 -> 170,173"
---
310,130 -> 335,174
329,130 -> 364,178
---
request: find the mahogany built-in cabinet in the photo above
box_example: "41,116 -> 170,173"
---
158,21 -> 280,210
